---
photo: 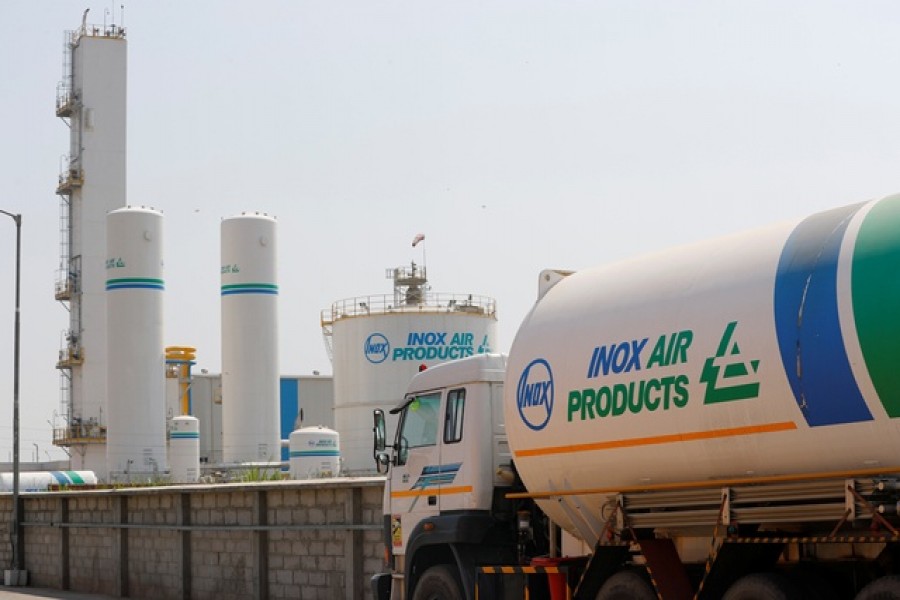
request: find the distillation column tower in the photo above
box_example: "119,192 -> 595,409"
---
52,17 -> 127,477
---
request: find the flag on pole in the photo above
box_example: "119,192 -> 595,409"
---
411,233 -> 425,247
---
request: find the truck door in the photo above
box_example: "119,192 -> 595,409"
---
438,387 -> 471,512
389,391 -> 442,553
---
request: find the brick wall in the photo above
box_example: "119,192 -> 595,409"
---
0,478 -> 385,600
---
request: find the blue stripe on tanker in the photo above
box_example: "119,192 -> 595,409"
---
774,202 -> 873,427
50,471 -> 69,485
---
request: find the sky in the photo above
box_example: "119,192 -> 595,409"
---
1,1 -> 899,462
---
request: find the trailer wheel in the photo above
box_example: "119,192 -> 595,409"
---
596,569 -> 656,600
855,576 -> 900,600
723,573 -> 802,600
412,565 -> 463,600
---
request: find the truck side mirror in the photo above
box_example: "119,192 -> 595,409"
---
375,451 -> 390,475
374,409 -> 386,452
373,409 -> 390,474
373,409 -> 388,473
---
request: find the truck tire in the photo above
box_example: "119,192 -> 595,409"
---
723,573 -> 802,600
856,576 -> 900,600
412,565 -> 464,600
596,569 -> 656,600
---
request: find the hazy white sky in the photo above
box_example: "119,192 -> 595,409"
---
1,1 -> 899,460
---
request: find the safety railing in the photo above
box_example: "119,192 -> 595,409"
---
321,292 -> 496,326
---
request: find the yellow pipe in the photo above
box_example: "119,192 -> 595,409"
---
166,346 -> 196,415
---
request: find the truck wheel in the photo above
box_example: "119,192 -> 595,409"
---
856,576 -> 900,600
723,573 -> 802,600
412,565 -> 463,600
596,569 -> 656,600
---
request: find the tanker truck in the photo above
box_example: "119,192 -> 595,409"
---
371,193 -> 900,600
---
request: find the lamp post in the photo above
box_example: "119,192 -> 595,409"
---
0,209 -> 21,578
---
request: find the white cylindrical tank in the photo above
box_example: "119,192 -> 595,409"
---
505,193 -> 900,542
221,213 -> 280,464
168,415 -> 200,483
0,471 -> 98,492
289,426 -> 341,479
328,298 -> 497,474
106,207 -> 167,481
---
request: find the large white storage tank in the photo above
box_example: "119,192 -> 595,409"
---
323,263 -> 497,473
221,213 -> 280,464
105,207 -> 167,481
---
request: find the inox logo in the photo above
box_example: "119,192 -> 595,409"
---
364,333 -> 390,364
517,358 -> 554,431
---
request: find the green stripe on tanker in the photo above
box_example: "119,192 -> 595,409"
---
853,194 -> 900,417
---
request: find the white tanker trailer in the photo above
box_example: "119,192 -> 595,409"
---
372,193 -> 900,600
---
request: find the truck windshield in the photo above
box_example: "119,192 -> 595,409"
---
398,392 -> 441,457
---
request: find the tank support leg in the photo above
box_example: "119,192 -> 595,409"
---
637,538 -> 693,600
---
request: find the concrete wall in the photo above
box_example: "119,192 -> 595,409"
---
0,478 -> 384,600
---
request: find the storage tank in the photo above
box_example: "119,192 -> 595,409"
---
323,263 -> 497,473
0,471 -> 98,492
106,207 -> 167,481
505,193 -> 900,541
168,415 -> 200,483
221,213 -> 280,464
289,426 -> 341,479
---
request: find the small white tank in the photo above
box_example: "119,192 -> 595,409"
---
289,426 -> 341,479
168,415 -> 200,483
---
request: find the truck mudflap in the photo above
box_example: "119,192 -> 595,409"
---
371,572 -> 391,600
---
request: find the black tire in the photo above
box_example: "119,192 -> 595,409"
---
596,569 -> 657,600
723,572 -> 803,600
856,576 -> 900,600
412,565 -> 464,600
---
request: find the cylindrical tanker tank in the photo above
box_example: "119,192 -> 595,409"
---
0,471 -> 98,492
221,213 -> 280,464
505,193 -> 900,541
168,415 -> 200,483
106,207 -> 168,481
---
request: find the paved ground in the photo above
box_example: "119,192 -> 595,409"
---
0,588 -> 119,599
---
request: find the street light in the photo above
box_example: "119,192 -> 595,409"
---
0,209 -> 22,578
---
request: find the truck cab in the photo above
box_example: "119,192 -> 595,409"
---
372,354 -> 527,600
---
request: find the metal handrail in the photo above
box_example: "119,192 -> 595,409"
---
321,292 -> 496,326
73,23 -> 126,43
53,423 -> 107,445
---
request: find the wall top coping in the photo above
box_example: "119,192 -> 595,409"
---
0,476 -> 386,498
